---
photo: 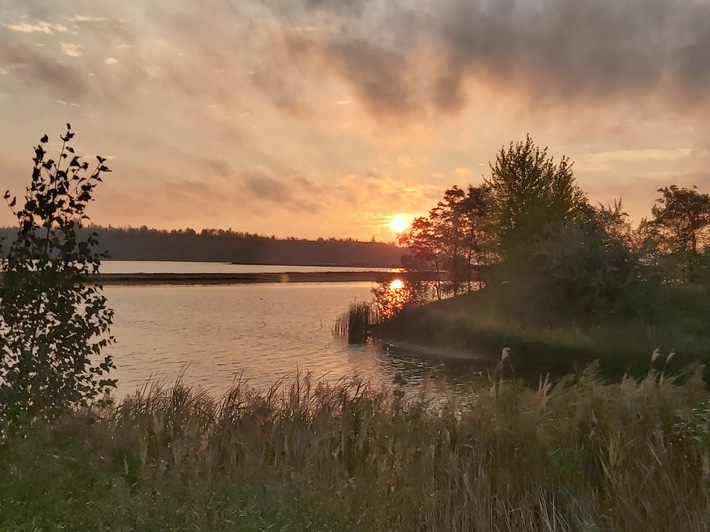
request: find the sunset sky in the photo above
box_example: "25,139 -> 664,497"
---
1,0 -> 710,241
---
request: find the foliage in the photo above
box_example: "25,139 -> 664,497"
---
0,225 -> 407,267
2,370 -> 710,530
0,126 -> 115,422
398,184 -> 493,301
371,280 -> 417,319
486,135 -> 589,271
430,184 -> 493,295
399,216 -> 445,300
650,185 -> 710,282
357,135 -> 710,371
508,203 -> 635,319
397,137 -> 592,315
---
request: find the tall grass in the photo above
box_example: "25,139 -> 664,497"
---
333,301 -> 379,344
2,367 -> 710,530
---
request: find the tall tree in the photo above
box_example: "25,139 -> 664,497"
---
398,216 -> 444,300
430,186 -> 467,296
651,185 -> 710,282
460,184 -> 494,290
400,184 -> 493,299
487,135 -> 588,273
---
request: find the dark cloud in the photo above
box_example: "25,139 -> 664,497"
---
319,37 -> 419,119
244,172 -> 292,202
0,34 -> 91,99
268,0 -> 710,120
263,0 -> 370,20
433,0 -> 672,107
242,171 -> 323,213
251,66 -> 313,117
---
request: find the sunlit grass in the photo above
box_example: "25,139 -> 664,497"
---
3,367 -> 710,530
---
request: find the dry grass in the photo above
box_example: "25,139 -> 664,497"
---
3,366 -> 710,530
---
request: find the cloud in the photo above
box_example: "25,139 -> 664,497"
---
9,0 -> 710,124
0,38 -> 91,99
63,15 -> 112,24
59,42 -> 82,57
317,37 -> 420,119
240,171 -> 324,213
264,0 -> 710,121
5,20 -> 68,34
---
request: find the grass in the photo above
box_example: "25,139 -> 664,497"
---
334,301 -> 379,344
2,368 -> 710,530
374,282 -> 710,382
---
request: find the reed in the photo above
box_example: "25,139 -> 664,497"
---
2,367 -> 710,530
333,301 -> 379,344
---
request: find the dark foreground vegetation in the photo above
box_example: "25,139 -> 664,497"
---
3,371 -> 710,531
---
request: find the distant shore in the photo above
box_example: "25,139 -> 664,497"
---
91,271 -> 438,285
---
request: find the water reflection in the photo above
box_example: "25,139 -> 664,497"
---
105,283 -> 489,399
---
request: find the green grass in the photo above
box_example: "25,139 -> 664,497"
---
3,369 -> 710,530
375,282 -> 710,381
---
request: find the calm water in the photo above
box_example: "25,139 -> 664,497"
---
104,263 -> 485,398
101,260 -> 397,274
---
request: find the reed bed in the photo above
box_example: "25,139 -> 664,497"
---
2,367 -> 710,530
333,301 -> 380,344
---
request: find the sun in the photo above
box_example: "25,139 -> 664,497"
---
390,215 -> 408,233
390,279 -> 404,290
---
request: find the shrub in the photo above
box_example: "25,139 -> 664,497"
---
0,125 -> 115,422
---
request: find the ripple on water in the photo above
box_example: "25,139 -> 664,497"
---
104,283 -> 487,398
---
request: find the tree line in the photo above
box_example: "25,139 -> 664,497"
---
395,136 -> 710,319
0,225 -> 406,268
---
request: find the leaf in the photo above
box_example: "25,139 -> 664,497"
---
9,197 -> 16,207
40,134 -> 48,143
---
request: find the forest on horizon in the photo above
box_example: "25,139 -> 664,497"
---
0,225 -> 406,268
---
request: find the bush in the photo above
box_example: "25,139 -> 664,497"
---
0,125 -> 115,422
508,222 -> 633,320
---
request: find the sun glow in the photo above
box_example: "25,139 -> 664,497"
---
390,215 -> 409,233
390,279 -> 404,290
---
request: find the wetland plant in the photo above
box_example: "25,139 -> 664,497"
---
3,367 -> 710,530
333,301 -> 379,344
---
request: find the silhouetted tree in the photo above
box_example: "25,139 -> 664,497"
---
460,184 -> 494,290
651,185 -> 710,282
430,186 -> 467,295
487,135 -> 588,276
399,217 -> 444,300
0,126 -> 115,421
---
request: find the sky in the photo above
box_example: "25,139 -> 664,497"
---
1,0 -> 710,241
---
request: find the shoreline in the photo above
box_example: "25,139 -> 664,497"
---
375,337 -> 493,363
91,271 -> 439,285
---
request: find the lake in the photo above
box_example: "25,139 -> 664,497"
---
104,262 -> 486,398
